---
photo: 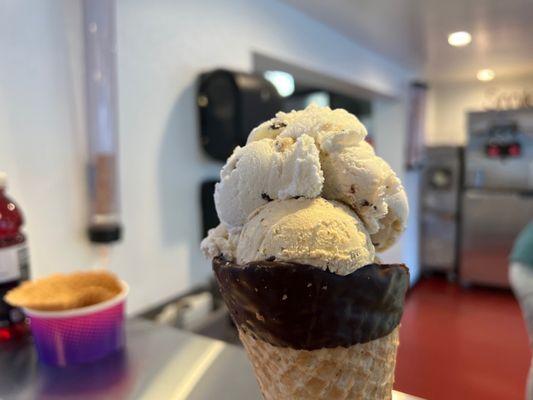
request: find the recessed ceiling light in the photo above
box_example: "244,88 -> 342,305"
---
448,31 -> 472,47
477,69 -> 495,82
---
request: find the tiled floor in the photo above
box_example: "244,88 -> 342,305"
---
395,277 -> 531,400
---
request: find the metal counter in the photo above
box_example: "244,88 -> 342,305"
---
0,319 -> 421,399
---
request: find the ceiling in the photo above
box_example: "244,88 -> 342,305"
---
282,0 -> 533,82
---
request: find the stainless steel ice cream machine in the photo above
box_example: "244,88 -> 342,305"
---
421,108 -> 533,288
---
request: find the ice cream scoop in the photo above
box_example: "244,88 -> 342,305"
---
214,134 -> 323,230
320,139 -> 408,250
248,103 -> 367,147
369,189 -> 409,251
227,104 -> 408,250
201,223 -> 239,261
235,198 -> 375,275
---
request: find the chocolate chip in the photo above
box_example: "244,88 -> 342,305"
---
270,121 -> 287,130
361,200 -> 370,207
265,256 -> 276,261
261,193 -> 273,201
373,205 -> 378,210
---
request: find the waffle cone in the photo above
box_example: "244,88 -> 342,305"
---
239,327 -> 399,400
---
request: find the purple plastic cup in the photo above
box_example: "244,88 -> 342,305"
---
23,281 -> 129,367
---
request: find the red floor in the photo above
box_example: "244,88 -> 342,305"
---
395,277 -> 531,400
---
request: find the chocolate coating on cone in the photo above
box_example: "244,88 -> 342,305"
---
213,257 -> 409,350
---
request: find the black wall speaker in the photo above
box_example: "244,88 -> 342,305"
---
201,179 -> 219,239
198,69 -> 281,161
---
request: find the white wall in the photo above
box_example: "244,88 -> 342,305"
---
427,74 -> 533,145
0,0 -> 415,314
373,97 -> 421,284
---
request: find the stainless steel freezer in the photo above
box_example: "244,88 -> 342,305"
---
460,109 -> 533,287
421,146 -> 461,277
460,190 -> 533,287
465,110 -> 533,191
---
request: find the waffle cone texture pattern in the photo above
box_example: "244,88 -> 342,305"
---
239,327 -> 399,400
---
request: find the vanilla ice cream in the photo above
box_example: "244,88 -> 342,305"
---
369,189 -> 409,251
214,134 -> 323,230
201,224 -> 239,261
248,104 -> 367,150
210,104 -> 408,252
235,198 -> 375,275
320,139 -> 408,250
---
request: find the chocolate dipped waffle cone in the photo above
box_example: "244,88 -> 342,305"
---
213,257 -> 409,400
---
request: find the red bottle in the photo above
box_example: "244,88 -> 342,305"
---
0,172 -> 29,341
